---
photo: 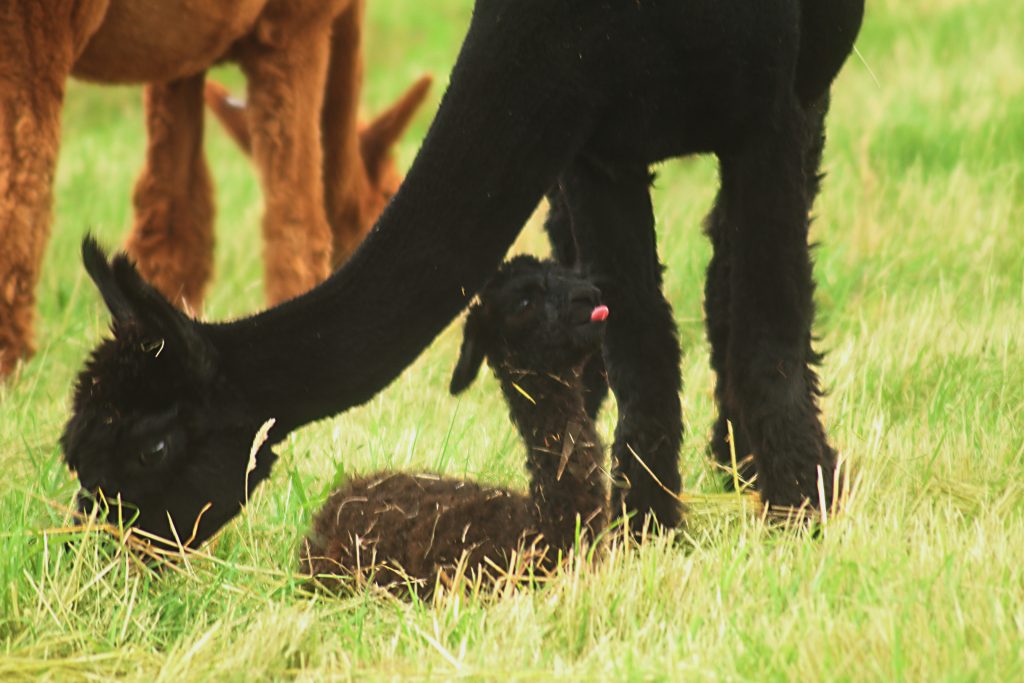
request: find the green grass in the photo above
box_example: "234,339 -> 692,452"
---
2,0 -> 1023,679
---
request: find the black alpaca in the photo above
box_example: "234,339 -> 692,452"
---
63,0 -> 864,548
301,256 -> 608,595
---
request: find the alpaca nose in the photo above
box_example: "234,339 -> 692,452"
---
75,471 -> 107,513
77,467 -> 104,489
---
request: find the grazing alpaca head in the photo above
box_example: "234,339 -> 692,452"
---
61,238 -> 278,550
300,257 -> 609,595
450,255 -> 608,394
356,75 -> 434,217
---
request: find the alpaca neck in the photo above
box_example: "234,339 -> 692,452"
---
496,365 -> 608,551
202,3 -> 605,438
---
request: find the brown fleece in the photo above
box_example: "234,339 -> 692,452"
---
125,73 -> 213,313
0,0 -> 107,376
0,0 -> 423,378
299,368 -> 608,598
203,74 -> 432,268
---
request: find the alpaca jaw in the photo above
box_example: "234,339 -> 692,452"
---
62,349 -> 281,550
65,383 -> 280,551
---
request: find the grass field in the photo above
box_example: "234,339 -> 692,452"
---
2,0 -> 1022,679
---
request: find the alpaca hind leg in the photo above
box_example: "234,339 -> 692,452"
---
125,72 -> 213,313
562,158 -> 683,531
725,99 -> 836,511
238,29 -> 332,305
0,0 -> 106,377
544,185 -> 608,420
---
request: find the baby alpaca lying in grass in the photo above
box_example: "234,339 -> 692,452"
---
300,256 -> 611,595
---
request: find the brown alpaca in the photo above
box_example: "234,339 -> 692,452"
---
0,0 -> 423,378
300,257 -> 610,596
202,75 -> 432,268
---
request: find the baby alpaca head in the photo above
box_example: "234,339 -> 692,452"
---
61,238 -> 277,550
450,256 -> 608,394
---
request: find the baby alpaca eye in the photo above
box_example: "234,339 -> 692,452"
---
139,439 -> 168,467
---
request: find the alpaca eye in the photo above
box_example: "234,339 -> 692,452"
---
515,297 -> 532,313
139,440 -> 167,467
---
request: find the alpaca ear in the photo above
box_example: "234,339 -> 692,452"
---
82,236 -> 135,324
108,256 -> 219,383
360,75 -> 432,182
82,237 -> 218,383
450,305 -> 488,395
203,81 -> 253,155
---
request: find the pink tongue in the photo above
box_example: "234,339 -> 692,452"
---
590,305 -> 610,322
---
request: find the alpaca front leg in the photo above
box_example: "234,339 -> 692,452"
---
562,159 -> 683,531
126,72 -> 214,312
708,94 -> 833,495
543,186 -> 577,266
0,0 -> 106,377
543,186 -> 609,420
238,29 -> 332,305
726,103 -> 836,511
0,89 -> 58,376
703,186 -> 756,488
0,125 -> 53,376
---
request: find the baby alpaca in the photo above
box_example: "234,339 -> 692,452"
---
300,257 -> 610,595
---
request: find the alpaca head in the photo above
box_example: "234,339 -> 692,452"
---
450,256 -> 608,394
61,238 -> 277,550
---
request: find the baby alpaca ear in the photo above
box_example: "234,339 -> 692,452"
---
450,305 -> 488,395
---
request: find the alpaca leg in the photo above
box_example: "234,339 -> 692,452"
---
704,184 -> 756,488
562,158 -> 683,531
543,186 -> 577,266
238,29 -> 332,305
321,1 -> 371,268
543,185 -> 608,420
802,95 -> 830,213
725,99 -> 836,510
0,0 -> 106,377
125,73 -> 213,312
708,94 -> 832,493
